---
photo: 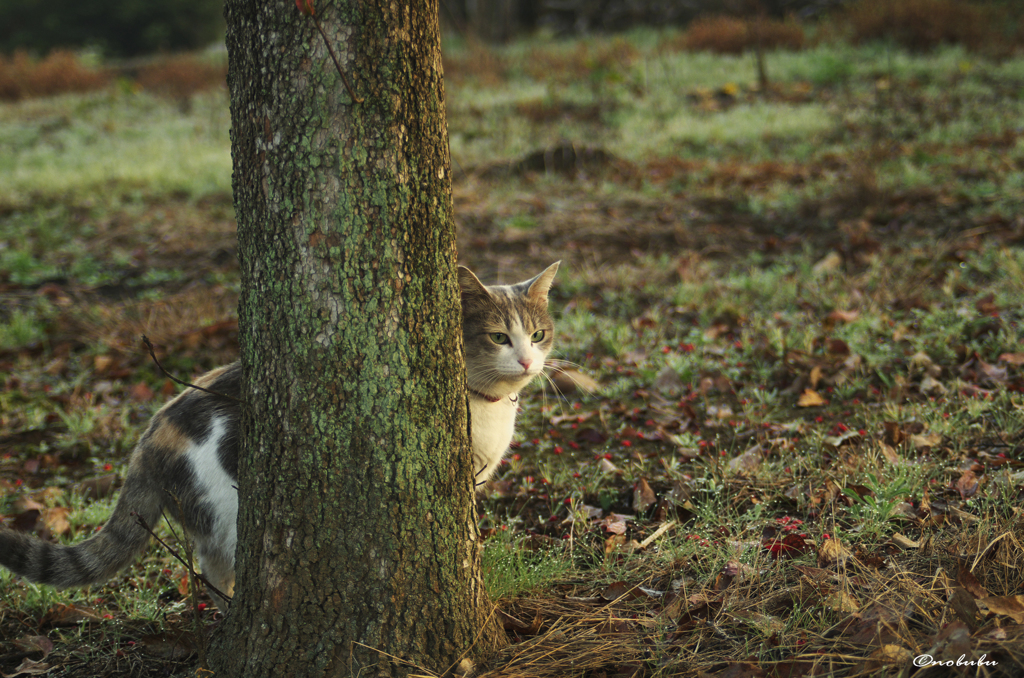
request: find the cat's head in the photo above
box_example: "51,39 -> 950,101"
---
458,262 -> 559,399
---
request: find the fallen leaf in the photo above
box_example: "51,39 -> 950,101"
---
879,443 -> 901,465
909,432 -> 941,449
956,469 -> 980,500
864,645 -> 913,672
598,457 -> 620,474
130,381 -> 154,401
948,586 -> 980,631
652,366 -> 684,396
919,375 -> 946,395
727,443 -> 763,473
890,533 -> 920,549
999,352 -> 1024,365
604,533 -> 627,554
980,595 -> 1024,623
0,658 -> 51,678
812,251 -> 842,274
139,631 -> 198,660
39,507 -> 71,537
601,581 -> 640,602
818,537 -> 853,567
550,367 -> 600,395
765,534 -> 810,559
958,568 -> 990,599
824,591 -> 860,613
600,513 -> 632,535
42,603 -> 104,626
633,478 -> 656,513
827,309 -> 860,324
11,636 -> 53,658
797,389 -> 826,407
77,474 -> 117,500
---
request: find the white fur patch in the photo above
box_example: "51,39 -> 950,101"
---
184,417 -> 237,569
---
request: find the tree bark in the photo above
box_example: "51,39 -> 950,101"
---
212,1 -> 504,676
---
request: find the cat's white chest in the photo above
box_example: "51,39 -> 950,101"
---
470,396 -> 518,482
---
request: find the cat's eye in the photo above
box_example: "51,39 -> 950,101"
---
489,333 -> 510,345
530,330 -> 546,342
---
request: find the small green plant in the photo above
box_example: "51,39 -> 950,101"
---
842,470 -> 915,534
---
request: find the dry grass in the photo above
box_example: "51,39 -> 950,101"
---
670,15 -> 805,55
477,515 -> 1024,677
0,50 -> 109,102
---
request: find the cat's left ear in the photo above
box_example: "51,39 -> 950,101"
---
526,261 -> 560,306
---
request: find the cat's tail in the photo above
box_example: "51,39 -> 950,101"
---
0,469 -> 163,588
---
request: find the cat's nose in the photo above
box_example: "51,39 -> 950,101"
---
518,358 -> 532,371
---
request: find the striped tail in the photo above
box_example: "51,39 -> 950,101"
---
0,477 -> 162,589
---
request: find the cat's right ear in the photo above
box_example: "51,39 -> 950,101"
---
458,266 -> 490,298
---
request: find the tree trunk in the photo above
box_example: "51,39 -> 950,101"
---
212,1 -> 504,676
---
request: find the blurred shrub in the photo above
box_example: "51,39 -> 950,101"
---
0,0 -> 223,58
524,38 -> 639,84
135,56 -> 226,100
0,50 -> 108,101
843,0 -> 994,51
675,15 -> 805,54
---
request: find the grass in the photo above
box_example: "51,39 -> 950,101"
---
2,15 -> 1024,678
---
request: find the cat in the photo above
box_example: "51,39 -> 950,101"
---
0,262 -> 558,611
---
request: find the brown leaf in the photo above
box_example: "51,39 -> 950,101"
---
130,381 -> 154,402
889,533 -> 920,549
139,631 -> 197,660
932,620 -> 972,661
948,586 -> 980,631
999,352 -> 1024,365
882,421 -> 904,446
601,513 -> 631,535
958,568 -> 990,599
41,603 -> 103,626
77,474 -> 117,500
827,309 -> 860,324
0,658 -> 51,678
727,443 -> 763,474
497,610 -> 542,635
604,533 -> 627,555
809,366 -> 822,389
797,388 -> 825,407
717,661 -> 764,678
980,595 -> 1024,623
11,636 -> 53,658
817,537 -> 853,567
827,338 -> 850,356
879,443 -> 901,465
863,645 -> 913,672
909,432 -> 941,449
601,581 -> 638,602
956,469 -> 980,500
550,367 -> 600,395
39,507 -> 70,537
633,478 -> 655,513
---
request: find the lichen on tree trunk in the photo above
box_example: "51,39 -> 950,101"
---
212,1 -> 504,676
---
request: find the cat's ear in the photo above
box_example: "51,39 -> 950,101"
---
525,261 -> 560,305
458,266 -> 490,298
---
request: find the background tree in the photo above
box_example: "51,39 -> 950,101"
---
211,0 -> 504,676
